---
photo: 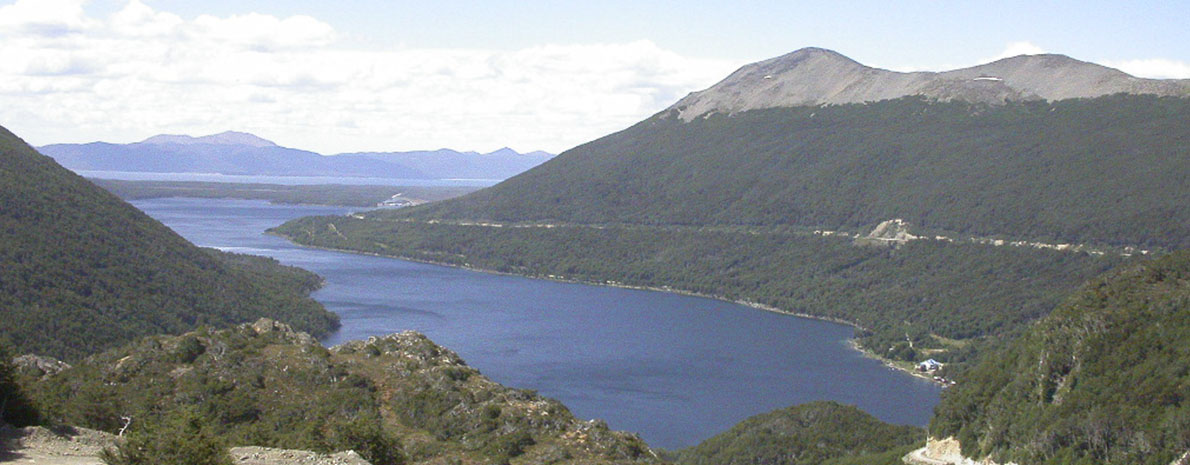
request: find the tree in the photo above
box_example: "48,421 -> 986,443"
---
0,341 -> 39,427
100,408 -> 232,465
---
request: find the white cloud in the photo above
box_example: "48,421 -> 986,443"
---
110,0 -> 183,38
191,13 -> 336,52
0,1 -> 735,153
0,0 -> 94,36
1100,58 -> 1190,79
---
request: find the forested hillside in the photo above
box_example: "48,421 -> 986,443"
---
0,125 -> 338,361
930,251 -> 1190,465
669,402 -> 922,465
404,95 -> 1190,250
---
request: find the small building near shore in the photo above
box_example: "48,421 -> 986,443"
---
917,359 -> 942,372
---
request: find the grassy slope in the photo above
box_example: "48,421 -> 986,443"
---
0,125 -> 338,361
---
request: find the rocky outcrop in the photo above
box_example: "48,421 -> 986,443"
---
854,219 -> 919,247
24,319 -> 660,465
669,47 -> 1190,120
12,355 -> 71,379
249,318 -> 316,346
902,437 -> 1017,465
230,446 -> 372,465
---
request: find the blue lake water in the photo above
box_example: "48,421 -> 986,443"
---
82,171 -> 499,187
131,197 -> 941,449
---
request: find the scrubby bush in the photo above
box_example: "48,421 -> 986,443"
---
100,408 -> 232,465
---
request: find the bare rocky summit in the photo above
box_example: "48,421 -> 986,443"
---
669,47 -> 1190,120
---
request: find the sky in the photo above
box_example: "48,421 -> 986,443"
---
1,0 -> 1188,154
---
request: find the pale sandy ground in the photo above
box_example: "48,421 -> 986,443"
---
0,425 -> 371,465
903,446 -> 954,465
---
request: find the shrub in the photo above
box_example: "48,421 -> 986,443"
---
100,408 -> 232,465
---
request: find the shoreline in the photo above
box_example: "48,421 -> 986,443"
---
266,231 -> 936,383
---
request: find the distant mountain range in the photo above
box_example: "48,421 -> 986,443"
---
670,47 -> 1190,120
38,131 -> 554,180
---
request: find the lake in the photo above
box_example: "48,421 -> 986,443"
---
132,197 -> 941,449
82,170 -> 499,187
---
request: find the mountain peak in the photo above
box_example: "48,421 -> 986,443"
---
668,48 -> 1190,120
140,131 -> 277,147
771,47 -> 862,65
484,147 -> 519,157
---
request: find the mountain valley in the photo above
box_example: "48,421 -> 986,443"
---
271,48 -> 1190,463
4,44 -> 1189,465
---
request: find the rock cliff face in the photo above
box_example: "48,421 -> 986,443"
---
669,47 -> 1190,120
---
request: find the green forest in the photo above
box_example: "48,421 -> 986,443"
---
930,251 -> 1190,465
405,94 -> 1190,250
0,125 -> 338,361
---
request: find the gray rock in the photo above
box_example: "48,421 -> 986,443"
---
669,47 -> 1190,121
12,354 -> 71,379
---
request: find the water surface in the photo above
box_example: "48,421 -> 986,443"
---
132,197 -> 941,449
83,170 -> 498,187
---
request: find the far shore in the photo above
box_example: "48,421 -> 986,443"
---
266,230 -> 939,383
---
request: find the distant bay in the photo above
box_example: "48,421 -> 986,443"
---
132,197 -> 941,449
82,170 -> 499,187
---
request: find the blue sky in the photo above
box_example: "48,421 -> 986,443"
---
2,0 -> 1188,153
81,0 -> 1190,67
